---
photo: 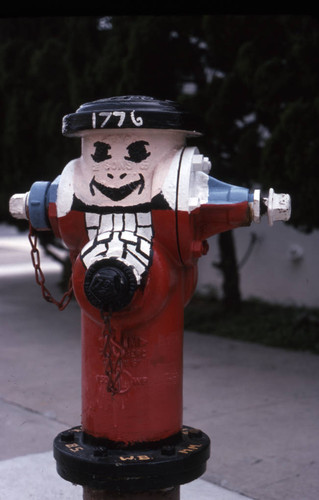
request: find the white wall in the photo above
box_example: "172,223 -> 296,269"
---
197,217 -> 319,308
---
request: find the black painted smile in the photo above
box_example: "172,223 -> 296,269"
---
89,174 -> 145,202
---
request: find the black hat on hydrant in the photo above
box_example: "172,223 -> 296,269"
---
62,95 -> 202,136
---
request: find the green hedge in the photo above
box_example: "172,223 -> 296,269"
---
184,295 -> 319,354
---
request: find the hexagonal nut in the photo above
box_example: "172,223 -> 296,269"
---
192,154 -> 211,174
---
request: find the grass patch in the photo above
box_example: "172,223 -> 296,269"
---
184,293 -> 319,354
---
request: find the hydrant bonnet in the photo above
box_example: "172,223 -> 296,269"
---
62,95 -> 203,136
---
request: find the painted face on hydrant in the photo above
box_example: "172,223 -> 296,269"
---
57,96 -> 203,313
72,129 -> 186,211
68,128 -> 189,313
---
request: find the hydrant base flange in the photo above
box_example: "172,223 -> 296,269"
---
53,425 -> 210,492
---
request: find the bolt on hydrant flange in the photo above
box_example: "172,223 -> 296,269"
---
9,95 -> 291,498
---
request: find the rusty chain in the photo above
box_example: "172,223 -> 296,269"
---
101,311 -> 126,396
28,223 -> 73,311
28,223 -> 126,393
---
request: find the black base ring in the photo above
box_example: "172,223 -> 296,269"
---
53,425 -> 210,493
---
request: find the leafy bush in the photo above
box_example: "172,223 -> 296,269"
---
184,294 -> 319,354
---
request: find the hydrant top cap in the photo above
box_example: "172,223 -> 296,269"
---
62,95 -> 203,136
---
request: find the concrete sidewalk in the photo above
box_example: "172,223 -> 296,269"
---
0,452 -> 253,500
0,227 -> 318,499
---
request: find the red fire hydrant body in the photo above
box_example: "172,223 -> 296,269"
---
9,96 -> 291,496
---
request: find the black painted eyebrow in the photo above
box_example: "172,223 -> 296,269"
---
125,140 -> 151,163
91,141 -> 112,162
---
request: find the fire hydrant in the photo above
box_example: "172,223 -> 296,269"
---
9,96 -> 291,499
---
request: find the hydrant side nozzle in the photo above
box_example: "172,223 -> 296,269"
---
9,181 -> 54,230
249,188 -> 291,226
9,192 -> 29,220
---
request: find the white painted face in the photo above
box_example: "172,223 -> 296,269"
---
72,129 -> 186,209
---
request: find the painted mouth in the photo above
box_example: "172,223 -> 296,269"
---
89,174 -> 145,202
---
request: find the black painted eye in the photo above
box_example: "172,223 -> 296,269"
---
125,141 -> 151,163
91,142 -> 112,162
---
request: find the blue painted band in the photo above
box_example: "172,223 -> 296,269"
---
48,176 -> 60,205
208,177 -> 252,204
28,181 -> 51,230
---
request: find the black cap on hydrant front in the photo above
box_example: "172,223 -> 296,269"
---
84,258 -> 138,312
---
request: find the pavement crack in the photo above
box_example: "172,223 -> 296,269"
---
0,395 -> 68,426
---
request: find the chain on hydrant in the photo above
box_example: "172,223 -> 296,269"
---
28,223 -> 73,310
9,95 -> 291,498
100,311 -> 128,396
